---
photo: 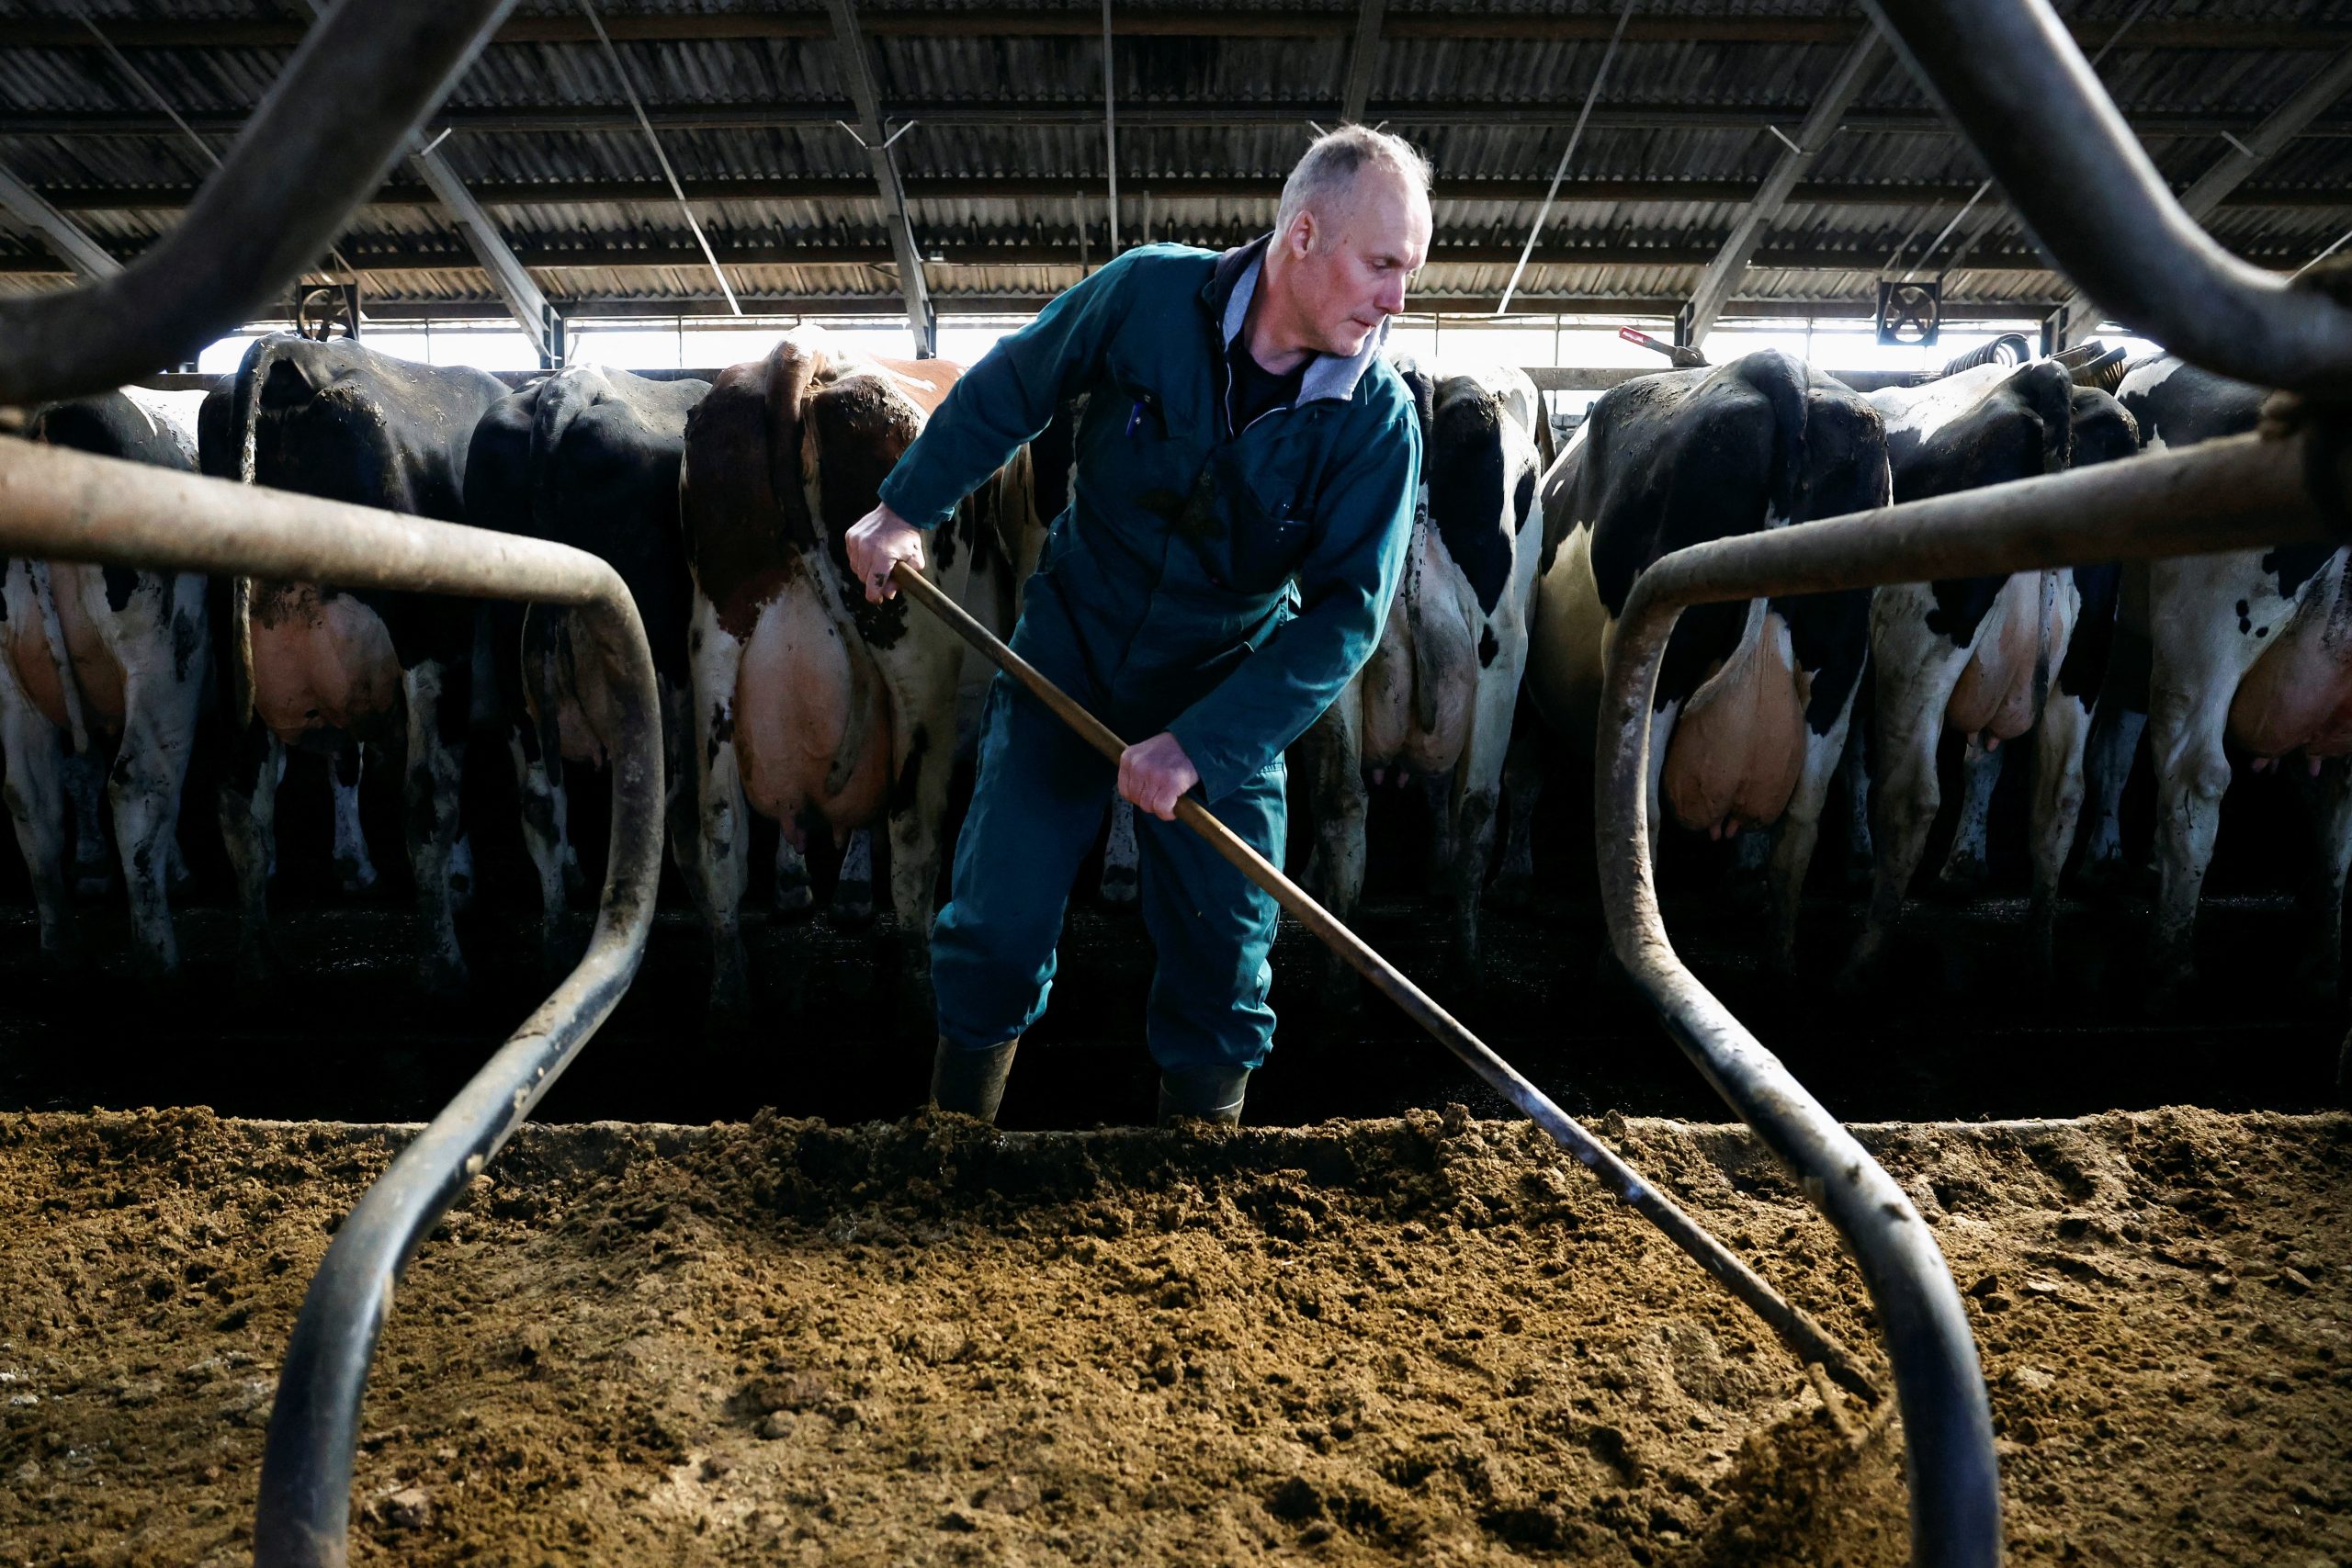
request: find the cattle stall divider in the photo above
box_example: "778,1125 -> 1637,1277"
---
1599,404 -> 2352,1567
0,438 -> 663,1568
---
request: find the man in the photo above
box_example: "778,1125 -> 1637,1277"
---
844,125 -> 1432,1126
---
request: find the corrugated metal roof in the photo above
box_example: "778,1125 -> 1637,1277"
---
0,0 -> 2346,325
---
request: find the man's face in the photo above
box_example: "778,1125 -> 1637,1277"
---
1280,166 -> 1432,357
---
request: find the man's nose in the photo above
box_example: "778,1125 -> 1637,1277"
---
1374,276 -> 1407,316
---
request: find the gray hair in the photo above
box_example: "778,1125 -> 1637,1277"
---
1274,124 -> 1433,237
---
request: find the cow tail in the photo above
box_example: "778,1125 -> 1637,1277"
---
528,367 -> 592,545
768,344 -> 883,801
2018,359 -> 2076,475
224,335 -> 291,730
1747,348 -> 1811,524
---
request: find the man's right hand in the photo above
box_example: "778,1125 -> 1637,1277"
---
844,502 -> 925,602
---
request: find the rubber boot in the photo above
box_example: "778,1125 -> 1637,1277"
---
1158,1065 -> 1250,1126
930,1036 -> 1018,1123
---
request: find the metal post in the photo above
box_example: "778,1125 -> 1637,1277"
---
1102,0 -> 1120,252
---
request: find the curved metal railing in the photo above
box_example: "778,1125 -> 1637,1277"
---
1596,406 -> 2352,1566
0,0 -> 517,407
1863,0 -> 2352,395
0,440 -> 663,1568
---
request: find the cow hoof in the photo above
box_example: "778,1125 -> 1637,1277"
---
335,860 -> 379,896
1099,870 -> 1140,910
1937,855 -> 1990,896
73,869 -> 115,903
233,943 -> 283,991
1832,953 -> 1883,999
560,849 -> 589,902
774,880 -> 815,917
826,891 -> 876,929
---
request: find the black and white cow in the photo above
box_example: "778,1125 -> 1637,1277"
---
1843,362 -> 2141,984
464,366 -> 711,966
213,333 -> 508,989
2092,356 -> 2352,998
2,388 -> 209,973
1510,349 -> 1890,972
1291,357 -> 1551,993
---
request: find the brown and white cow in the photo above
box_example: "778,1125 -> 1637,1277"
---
679,330 -> 1040,1019
2,388 -> 209,974
1290,357 -> 1552,995
1842,361 -> 2141,986
213,333 -> 509,990
1508,350 -> 1891,973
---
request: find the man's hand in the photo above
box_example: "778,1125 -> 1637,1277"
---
1118,732 -> 1201,821
843,502 -> 925,602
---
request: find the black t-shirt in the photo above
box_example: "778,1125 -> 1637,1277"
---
1227,333 -> 1308,433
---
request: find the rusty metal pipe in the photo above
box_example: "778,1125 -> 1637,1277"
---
889,560 -> 1883,1404
1596,415 -> 2345,1568
0,0 -> 518,406
0,439 -> 662,1568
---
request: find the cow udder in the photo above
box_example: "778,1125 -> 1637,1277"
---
5,565 -> 128,740
247,582 -> 403,744
1945,570 -> 2053,747
1661,607 -> 1806,835
1359,520 -> 1478,779
734,589 -> 893,845
2228,568 -> 2352,761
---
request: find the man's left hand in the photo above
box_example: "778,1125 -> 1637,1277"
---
1118,733 -> 1200,821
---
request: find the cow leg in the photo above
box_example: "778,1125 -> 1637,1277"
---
62,752 -> 114,900
330,741 -> 378,894
1937,739 -> 2003,893
1767,697 -> 1856,978
2077,702 -> 2148,897
1837,717 -> 1875,890
1294,694 -> 1366,1008
1643,705 -> 1679,864
0,680 -> 72,960
217,719 -> 284,984
1099,796 -> 1140,908
772,835 -> 813,914
1490,716 -> 1543,910
107,669 -> 202,978
1448,631 -> 1528,994
401,658 -> 469,995
2028,692 -> 2095,984
1843,638 -> 1968,990
508,610 -> 571,964
2299,757 -> 2352,1001
689,599 -> 752,1021
831,829 -> 876,925
2144,692 -> 2233,1007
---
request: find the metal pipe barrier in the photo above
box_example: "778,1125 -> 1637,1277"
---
1863,0 -> 2352,396
0,439 -> 662,1568
0,0 -> 517,408
890,563 -> 1883,1404
1597,402 -> 2350,1568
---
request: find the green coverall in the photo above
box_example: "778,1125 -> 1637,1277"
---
876,235 -> 1423,1093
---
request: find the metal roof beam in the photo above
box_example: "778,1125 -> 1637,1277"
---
2055,45 -> 2352,346
33,175 -> 2352,215
822,0 -> 935,355
12,102 -> 2347,139
1341,0 -> 1387,125
2,12 -> 2338,49
0,160 -> 120,281
1683,30 -> 1885,347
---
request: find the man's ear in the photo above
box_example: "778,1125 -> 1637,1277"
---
1287,210 -> 1317,259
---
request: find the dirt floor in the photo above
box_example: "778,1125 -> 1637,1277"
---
3,1107 -> 2347,1567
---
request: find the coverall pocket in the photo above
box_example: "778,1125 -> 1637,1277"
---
1218,455 -> 1312,595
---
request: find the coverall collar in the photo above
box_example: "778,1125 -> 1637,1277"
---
1208,233 -> 1390,408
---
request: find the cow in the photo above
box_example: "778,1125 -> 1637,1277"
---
464,366 -> 711,966
2,388 -> 209,974
213,333 -> 509,990
2089,355 -> 2352,1001
678,331 -> 1040,1021
1507,349 -> 1891,974
1841,362 -> 2141,986
1289,357 -> 1552,997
